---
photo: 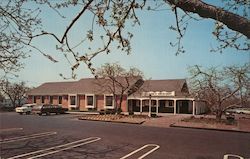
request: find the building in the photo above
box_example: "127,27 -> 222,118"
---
26,78 -> 207,115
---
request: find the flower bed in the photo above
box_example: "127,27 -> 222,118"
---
78,114 -> 148,124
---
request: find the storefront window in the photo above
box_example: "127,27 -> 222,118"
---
50,96 -> 53,104
105,96 -> 113,107
59,96 -> 62,104
87,96 -> 94,106
70,96 -> 76,105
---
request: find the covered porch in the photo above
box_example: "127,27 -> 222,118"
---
127,97 -> 196,115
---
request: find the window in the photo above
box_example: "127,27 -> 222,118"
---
151,100 -> 156,106
50,96 -> 53,104
58,96 -> 62,105
70,96 -> 76,105
86,95 -> 95,108
41,96 -> 45,103
87,96 -> 94,106
105,95 -> 114,108
33,96 -> 37,103
169,100 -> 173,107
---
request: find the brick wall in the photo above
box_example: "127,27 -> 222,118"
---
62,95 -> 68,108
96,95 -> 104,111
52,96 -> 58,105
116,95 -> 127,112
79,95 -> 87,111
44,96 -> 49,104
28,96 -> 33,104
28,94 -> 128,112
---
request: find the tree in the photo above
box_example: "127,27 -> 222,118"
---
0,0 -> 249,77
0,80 -> 29,107
95,63 -> 143,114
0,91 -> 4,105
189,63 -> 250,120
0,0 -> 53,75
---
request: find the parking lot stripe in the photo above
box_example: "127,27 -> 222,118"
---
0,128 -> 23,132
120,144 -> 160,159
0,132 -> 57,144
28,137 -> 101,159
7,137 -> 101,159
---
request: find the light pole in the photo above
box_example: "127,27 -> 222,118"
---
148,94 -> 151,117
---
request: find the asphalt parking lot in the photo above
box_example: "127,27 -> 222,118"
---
1,128 -> 160,159
1,112 -> 250,159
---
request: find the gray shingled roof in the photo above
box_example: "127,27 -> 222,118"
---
130,79 -> 189,97
27,81 -> 77,95
143,79 -> 187,92
27,78 -> 188,96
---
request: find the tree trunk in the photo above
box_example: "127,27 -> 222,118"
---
215,109 -> 223,121
11,99 -> 16,108
115,95 -> 122,115
119,95 -> 123,114
18,98 -> 21,107
114,94 -> 118,114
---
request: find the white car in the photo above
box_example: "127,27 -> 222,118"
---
235,108 -> 250,114
226,107 -> 250,115
15,104 -> 35,115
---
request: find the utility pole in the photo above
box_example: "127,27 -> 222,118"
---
148,94 -> 151,117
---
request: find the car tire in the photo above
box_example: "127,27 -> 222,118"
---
19,112 -> 23,115
26,111 -> 30,115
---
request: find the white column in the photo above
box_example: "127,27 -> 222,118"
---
174,99 -> 176,115
140,99 -> 142,114
192,100 -> 195,115
149,95 -> 152,117
156,100 -> 159,115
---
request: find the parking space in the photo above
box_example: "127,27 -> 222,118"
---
0,128 -> 23,132
1,128 -> 160,159
0,131 -> 57,144
1,112 -> 249,159
120,144 -> 160,159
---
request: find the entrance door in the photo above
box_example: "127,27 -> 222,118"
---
151,100 -> 157,113
128,100 -> 140,112
177,100 -> 190,114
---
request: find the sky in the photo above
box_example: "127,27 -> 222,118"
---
8,0 -> 250,87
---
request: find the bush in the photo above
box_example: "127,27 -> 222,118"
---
99,109 -> 116,115
0,106 -> 15,112
226,114 -> 235,125
128,111 -> 134,115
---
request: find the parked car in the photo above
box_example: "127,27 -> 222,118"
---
32,104 -> 68,115
225,107 -> 250,115
15,104 -> 35,115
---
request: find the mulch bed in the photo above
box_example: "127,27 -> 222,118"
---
79,114 -> 124,121
78,114 -> 150,124
181,116 -> 237,126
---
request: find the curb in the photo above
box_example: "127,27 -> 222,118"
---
67,112 -> 100,115
78,118 -> 145,125
170,124 -> 250,134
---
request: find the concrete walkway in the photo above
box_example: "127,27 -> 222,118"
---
70,111 -> 250,133
142,115 -> 190,128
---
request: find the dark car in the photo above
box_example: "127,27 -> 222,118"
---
32,104 -> 68,115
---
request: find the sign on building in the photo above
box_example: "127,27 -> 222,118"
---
142,91 -> 175,97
